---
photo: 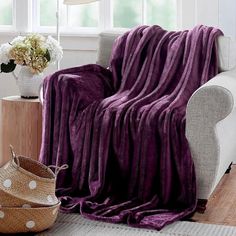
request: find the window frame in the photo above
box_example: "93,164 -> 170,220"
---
32,0 -> 101,35
0,0 -> 181,35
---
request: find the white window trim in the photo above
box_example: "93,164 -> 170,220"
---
99,0 -> 113,30
15,0 -> 32,33
0,0 -> 181,36
32,0 -> 102,36
31,0 -> 125,35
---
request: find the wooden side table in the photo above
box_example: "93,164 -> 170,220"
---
0,96 -> 42,166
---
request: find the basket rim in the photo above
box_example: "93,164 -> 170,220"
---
0,201 -> 61,210
10,156 -> 56,182
0,187 -> 59,207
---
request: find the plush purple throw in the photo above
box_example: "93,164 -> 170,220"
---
40,25 -> 222,230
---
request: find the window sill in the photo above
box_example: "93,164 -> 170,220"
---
0,28 -> 100,38
32,26 -> 101,38
0,27 -> 128,51
0,26 -> 130,38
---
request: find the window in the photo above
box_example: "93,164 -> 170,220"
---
38,0 -> 177,32
67,2 -> 99,27
113,0 -> 176,30
39,0 -> 99,28
113,0 -> 142,28
40,0 -> 57,27
0,0 -> 178,33
0,0 -> 13,26
146,0 -> 176,30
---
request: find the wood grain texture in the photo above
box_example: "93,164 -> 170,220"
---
0,96 -> 42,166
192,165 -> 236,226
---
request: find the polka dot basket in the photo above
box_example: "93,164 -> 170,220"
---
0,202 -> 61,234
0,156 -> 58,206
0,146 -> 68,233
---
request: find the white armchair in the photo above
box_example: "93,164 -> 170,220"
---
97,32 -> 236,212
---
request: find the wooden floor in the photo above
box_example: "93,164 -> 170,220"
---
191,165 -> 236,226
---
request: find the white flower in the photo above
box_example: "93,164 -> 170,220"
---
45,36 -> 63,63
0,43 -> 12,64
11,36 -> 25,45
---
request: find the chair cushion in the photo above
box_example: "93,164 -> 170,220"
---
218,36 -> 236,72
97,31 -> 126,68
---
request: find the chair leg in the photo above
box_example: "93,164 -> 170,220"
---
225,162 -> 233,174
196,199 -> 208,214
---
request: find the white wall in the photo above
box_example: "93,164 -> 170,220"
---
0,0 -> 235,97
219,0 -> 236,38
179,0 -> 219,29
180,0 -> 236,38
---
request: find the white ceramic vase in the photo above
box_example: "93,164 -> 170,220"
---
12,66 -> 43,99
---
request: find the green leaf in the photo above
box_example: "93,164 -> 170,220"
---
45,49 -> 51,62
1,60 -> 16,73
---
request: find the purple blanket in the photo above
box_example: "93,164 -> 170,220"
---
40,25 -> 222,230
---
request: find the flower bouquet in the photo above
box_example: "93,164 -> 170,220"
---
0,34 -> 63,74
0,34 -> 63,98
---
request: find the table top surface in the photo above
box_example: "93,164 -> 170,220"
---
1,96 -> 40,103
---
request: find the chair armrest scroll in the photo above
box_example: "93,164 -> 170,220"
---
185,69 -> 236,199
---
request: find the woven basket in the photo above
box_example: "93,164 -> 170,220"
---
0,155 -> 58,206
0,188 -> 46,208
0,202 -> 60,234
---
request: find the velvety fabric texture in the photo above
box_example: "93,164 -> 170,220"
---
40,25 -> 222,230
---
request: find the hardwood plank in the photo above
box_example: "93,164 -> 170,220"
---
192,165 -> 236,226
0,96 -> 42,166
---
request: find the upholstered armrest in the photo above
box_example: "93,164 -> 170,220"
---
186,69 -> 236,199
41,65 -> 113,107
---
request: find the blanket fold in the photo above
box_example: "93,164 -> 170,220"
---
40,25 -> 222,230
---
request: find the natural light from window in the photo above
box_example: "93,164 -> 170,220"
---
113,0 -> 176,29
0,0 -> 177,32
67,2 -> 99,27
113,0 -> 142,28
40,0 -> 99,28
40,0 -> 57,26
146,0 -> 176,29
0,0 -> 13,26
40,0 -> 176,30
